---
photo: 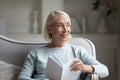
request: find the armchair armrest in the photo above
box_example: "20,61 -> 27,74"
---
80,72 -> 99,80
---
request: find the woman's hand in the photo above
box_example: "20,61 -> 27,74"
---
70,58 -> 94,73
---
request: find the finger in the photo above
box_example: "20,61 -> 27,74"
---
71,65 -> 83,71
70,63 -> 80,71
70,64 -> 82,71
70,61 -> 84,71
76,62 -> 83,67
70,59 -> 82,68
71,59 -> 81,65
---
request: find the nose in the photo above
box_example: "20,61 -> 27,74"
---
62,25 -> 67,32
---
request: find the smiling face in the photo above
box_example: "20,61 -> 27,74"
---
48,15 -> 71,43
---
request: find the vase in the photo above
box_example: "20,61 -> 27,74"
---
88,10 -> 101,33
33,10 -> 38,34
97,17 -> 108,34
82,16 -> 87,33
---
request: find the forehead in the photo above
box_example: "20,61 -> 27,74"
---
54,15 -> 70,23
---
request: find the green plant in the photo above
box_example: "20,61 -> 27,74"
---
93,0 -> 117,17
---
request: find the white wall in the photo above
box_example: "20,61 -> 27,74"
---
0,0 -> 94,34
0,0 -> 64,34
41,0 -> 63,33
0,0 -> 41,34
0,0 -> 118,34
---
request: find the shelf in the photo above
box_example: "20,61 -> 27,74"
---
73,33 -> 119,40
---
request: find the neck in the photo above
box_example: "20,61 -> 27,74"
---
47,41 -> 66,48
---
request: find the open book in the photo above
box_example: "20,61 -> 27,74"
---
45,56 -> 81,80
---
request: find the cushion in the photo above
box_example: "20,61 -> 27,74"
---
0,60 -> 22,80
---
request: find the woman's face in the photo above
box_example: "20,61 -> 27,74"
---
48,15 -> 71,43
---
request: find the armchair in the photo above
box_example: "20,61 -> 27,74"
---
68,37 -> 99,80
0,34 -> 99,80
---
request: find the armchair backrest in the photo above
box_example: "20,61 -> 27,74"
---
68,37 -> 96,58
0,35 -> 96,67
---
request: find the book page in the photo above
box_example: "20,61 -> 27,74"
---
46,56 -> 81,80
46,56 -> 63,80
61,59 -> 81,80
49,55 -> 63,67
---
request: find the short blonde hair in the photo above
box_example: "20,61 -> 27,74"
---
43,10 -> 72,41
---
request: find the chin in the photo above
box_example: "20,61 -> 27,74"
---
61,37 -> 69,41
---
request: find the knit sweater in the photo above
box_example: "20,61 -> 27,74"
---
17,43 -> 109,80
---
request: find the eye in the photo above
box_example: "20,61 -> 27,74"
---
66,24 -> 71,27
56,24 -> 63,27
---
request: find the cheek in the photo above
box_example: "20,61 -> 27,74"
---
68,27 -> 71,33
50,28 -> 60,35
54,28 -> 62,32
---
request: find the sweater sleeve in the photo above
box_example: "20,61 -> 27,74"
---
75,46 -> 109,78
17,49 -> 37,80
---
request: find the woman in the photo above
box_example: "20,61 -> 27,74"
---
17,10 -> 109,80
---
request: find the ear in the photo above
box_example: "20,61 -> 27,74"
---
47,26 -> 52,33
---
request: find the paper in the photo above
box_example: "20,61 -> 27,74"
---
46,56 -> 81,80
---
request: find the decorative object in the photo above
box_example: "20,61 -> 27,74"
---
92,0 -> 117,17
92,0 -> 117,34
88,10 -> 101,33
81,16 -> 87,33
97,17 -> 108,34
33,10 -> 38,34
70,17 -> 81,34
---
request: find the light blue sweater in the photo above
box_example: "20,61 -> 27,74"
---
17,43 -> 109,80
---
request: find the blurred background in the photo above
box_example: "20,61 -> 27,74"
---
0,0 -> 120,80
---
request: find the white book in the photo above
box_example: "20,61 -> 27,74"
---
46,56 -> 81,80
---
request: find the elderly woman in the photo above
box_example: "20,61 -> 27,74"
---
17,10 -> 109,80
